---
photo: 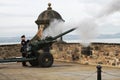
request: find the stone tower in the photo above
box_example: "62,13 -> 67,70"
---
33,3 -> 64,41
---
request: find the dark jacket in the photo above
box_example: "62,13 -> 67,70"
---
20,40 -> 27,53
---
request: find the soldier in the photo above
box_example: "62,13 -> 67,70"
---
20,35 -> 28,66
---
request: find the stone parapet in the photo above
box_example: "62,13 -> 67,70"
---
0,43 -> 120,67
0,44 -> 21,59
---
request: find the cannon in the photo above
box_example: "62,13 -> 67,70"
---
0,27 -> 76,67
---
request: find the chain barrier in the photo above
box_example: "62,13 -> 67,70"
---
102,71 -> 120,78
81,71 -> 97,80
81,70 -> 120,80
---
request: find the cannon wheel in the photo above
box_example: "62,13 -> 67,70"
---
38,53 -> 54,67
29,60 -> 39,66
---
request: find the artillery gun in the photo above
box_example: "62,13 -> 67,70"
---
0,28 -> 76,67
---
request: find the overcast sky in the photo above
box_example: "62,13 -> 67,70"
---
0,0 -> 120,37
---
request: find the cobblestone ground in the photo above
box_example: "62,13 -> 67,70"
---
0,61 -> 120,80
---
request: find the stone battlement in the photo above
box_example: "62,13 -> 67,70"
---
0,43 -> 120,67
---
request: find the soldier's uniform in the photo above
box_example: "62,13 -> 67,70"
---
20,36 -> 27,66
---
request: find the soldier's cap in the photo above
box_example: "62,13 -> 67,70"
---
21,35 -> 25,38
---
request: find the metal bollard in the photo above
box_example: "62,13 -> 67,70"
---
96,65 -> 102,80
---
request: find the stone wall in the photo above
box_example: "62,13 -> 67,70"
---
0,44 -> 21,59
52,43 -> 120,67
0,43 -> 120,67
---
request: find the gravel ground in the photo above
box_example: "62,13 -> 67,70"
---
0,61 -> 120,80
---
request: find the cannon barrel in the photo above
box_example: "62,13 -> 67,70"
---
30,27 -> 77,51
50,27 -> 77,40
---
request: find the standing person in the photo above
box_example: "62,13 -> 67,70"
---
20,35 -> 28,66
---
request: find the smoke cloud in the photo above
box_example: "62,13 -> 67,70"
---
42,20 -> 64,39
42,0 -> 120,47
98,0 -> 120,18
42,19 -> 76,39
76,18 -> 98,47
42,18 -> 99,46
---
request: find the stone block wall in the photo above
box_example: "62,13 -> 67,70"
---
0,43 -> 120,67
52,43 -> 120,67
0,44 -> 21,59
91,43 -> 120,66
52,43 -> 81,61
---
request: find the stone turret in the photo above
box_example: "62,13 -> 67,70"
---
35,3 -> 64,29
34,3 -> 64,41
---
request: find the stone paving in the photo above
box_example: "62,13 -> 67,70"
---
0,62 -> 120,80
